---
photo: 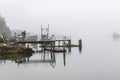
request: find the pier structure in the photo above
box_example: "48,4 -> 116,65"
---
41,24 -> 49,41
16,39 -> 82,53
15,25 -> 82,53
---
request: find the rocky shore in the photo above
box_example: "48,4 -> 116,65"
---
0,45 -> 34,54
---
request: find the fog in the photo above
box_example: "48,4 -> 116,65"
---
0,0 -> 120,37
1,1 -> 120,80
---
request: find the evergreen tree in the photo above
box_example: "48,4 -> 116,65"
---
0,14 -> 11,36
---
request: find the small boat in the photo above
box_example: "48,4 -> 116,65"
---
113,33 -> 120,38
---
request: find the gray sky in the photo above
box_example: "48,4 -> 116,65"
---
0,0 -> 120,37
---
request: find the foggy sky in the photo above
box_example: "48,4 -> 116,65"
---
0,0 -> 120,37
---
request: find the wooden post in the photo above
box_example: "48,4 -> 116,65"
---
53,41 -> 55,50
43,46 -> 45,53
63,52 -> 66,66
27,44 -> 29,48
58,41 -> 60,46
63,41 -> 65,50
79,39 -> 82,47
27,57 -> 29,62
51,52 -> 53,60
68,40 -> 71,47
79,39 -> 82,53
68,47 -> 71,52
50,42 -> 52,51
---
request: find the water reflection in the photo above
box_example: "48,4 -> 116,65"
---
23,52 -> 56,68
18,51 -> 67,68
0,43 -> 82,68
113,33 -> 120,41
0,52 -> 67,68
0,53 -> 32,64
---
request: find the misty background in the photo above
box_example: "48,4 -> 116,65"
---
1,1 -> 120,80
0,0 -> 120,38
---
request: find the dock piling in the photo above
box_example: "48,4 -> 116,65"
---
79,39 -> 82,47
68,40 -> 71,46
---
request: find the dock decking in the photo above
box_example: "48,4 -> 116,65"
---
45,48 -> 66,52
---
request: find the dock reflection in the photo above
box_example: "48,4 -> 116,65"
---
0,43 -> 82,68
0,53 -> 32,64
22,52 -> 57,68
16,51 -> 67,68
0,51 -> 67,68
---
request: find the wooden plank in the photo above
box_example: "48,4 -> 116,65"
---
16,40 -> 55,44
45,48 -> 66,52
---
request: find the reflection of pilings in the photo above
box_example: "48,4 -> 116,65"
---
43,50 -> 56,64
68,47 -> 71,52
51,52 -> 56,63
63,52 -> 66,66
50,51 -> 55,60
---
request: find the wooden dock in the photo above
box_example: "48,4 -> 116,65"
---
15,40 -> 55,44
10,26 -> 82,53
45,48 -> 66,52
15,39 -> 82,53
39,44 -> 79,47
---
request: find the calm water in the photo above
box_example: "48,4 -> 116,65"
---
0,35 -> 120,80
